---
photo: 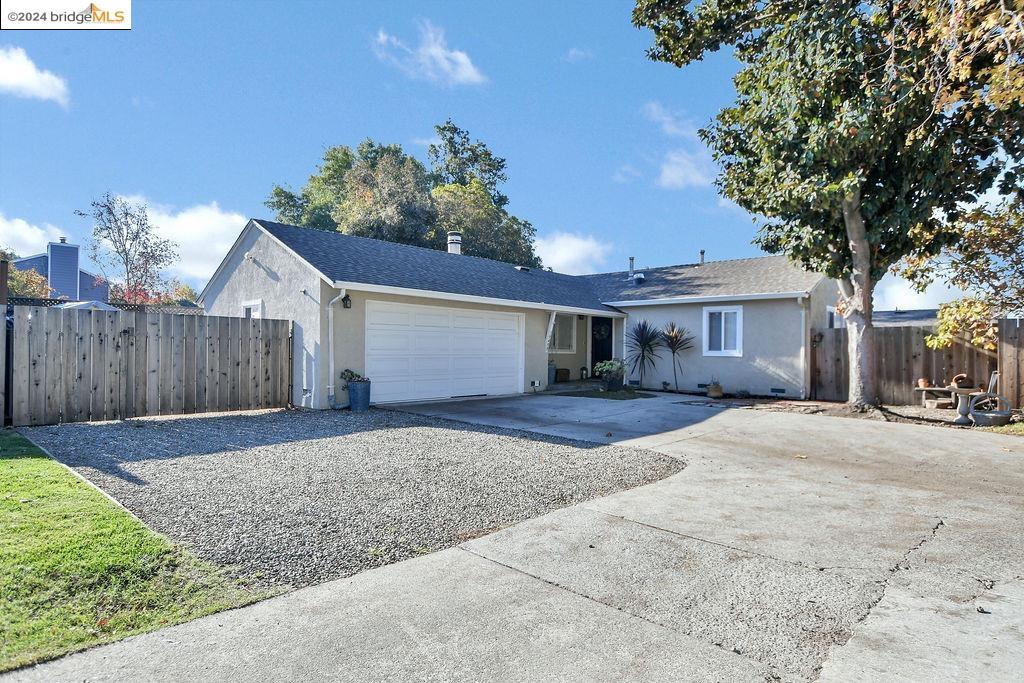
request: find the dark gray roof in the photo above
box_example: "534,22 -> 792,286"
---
581,255 -> 824,302
873,309 -> 938,327
256,220 -> 617,313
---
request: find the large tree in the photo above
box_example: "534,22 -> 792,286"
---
633,1 -> 1015,407
264,124 -> 543,267
76,193 -> 179,304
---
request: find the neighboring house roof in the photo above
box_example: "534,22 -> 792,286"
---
873,309 -> 938,327
581,255 -> 825,304
255,219 -> 619,314
13,252 -> 110,303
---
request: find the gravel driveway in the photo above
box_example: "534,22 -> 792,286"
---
21,409 -> 681,588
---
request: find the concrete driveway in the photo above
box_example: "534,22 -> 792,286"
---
11,393 -> 1023,682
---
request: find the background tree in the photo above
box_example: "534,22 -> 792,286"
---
170,280 -> 200,303
1,249 -> 52,298
633,1 -> 1015,407
334,148 -> 436,246
265,123 -> 543,267
428,119 -> 510,207
77,193 -> 179,304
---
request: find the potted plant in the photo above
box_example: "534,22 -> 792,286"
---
594,359 -> 625,392
917,377 -> 931,388
340,369 -> 371,412
706,377 -> 724,399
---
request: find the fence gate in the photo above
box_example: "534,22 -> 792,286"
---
6,306 -> 292,427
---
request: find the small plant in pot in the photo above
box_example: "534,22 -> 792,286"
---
594,359 -> 625,392
340,369 -> 371,412
706,377 -> 724,399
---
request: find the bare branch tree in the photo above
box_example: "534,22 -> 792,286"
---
76,193 -> 178,304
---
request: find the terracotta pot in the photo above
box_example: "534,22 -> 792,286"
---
706,384 -> 724,399
917,378 -> 931,388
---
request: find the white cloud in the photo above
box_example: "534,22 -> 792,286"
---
412,135 -> 442,147
658,149 -> 714,189
535,232 -> 613,275
374,21 -> 486,86
873,273 -> 963,311
121,196 -> 246,286
564,47 -> 594,63
0,46 -> 69,107
643,101 -> 699,139
0,212 -> 62,256
612,164 -> 641,184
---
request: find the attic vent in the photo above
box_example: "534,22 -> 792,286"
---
515,265 -> 530,272
632,272 -> 646,284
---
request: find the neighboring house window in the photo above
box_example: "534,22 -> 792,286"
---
549,313 -> 576,353
242,300 -> 263,319
703,305 -> 742,357
826,305 -> 839,329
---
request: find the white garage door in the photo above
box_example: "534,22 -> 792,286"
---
365,300 -> 524,403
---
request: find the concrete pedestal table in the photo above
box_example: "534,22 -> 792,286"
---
951,387 -> 975,425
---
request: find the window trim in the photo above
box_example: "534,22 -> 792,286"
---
826,305 -> 839,329
549,313 -> 577,354
702,305 -> 743,357
241,299 -> 264,319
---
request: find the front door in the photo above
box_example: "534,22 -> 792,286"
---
590,316 -> 613,374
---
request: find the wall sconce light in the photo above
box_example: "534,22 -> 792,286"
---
341,294 -> 352,309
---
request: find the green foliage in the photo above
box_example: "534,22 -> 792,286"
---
926,297 -> 998,351
594,359 -> 625,378
626,320 -> 664,387
428,119 -> 509,207
1,249 -> 52,298
0,432 -> 269,671
264,123 -> 541,267
662,322 -> 695,392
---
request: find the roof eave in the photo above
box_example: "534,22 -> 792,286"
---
602,290 -> 812,307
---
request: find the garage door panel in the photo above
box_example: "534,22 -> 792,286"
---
366,332 -> 411,353
365,301 -> 522,403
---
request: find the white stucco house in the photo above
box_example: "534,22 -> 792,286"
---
199,219 -> 837,408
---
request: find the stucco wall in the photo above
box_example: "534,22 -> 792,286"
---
328,288 -> 554,407
548,314 -> 590,380
619,298 -> 808,397
809,278 -> 841,330
201,226 -> 328,409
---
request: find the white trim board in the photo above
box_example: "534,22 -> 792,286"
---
334,280 -> 624,317
604,291 -> 810,307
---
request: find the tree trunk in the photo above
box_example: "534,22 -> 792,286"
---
840,188 -> 878,408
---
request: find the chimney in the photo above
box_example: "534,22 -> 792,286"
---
447,231 -> 462,255
699,249 -> 705,265
628,256 -> 635,277
47,238 -> 80,300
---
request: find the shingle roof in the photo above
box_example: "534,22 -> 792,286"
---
873,309 -> 938,327
256,220 -> 617,313
581,255 -> 824,302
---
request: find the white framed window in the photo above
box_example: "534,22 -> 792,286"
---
241,299 -> 263,319
826,305 -> 839,329
703,305 -> 742,357
549,313 -> 576,353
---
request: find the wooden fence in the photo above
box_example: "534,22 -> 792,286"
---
998,318 -> 1024,410
811,324 -> 1005,405
5,306 -> 291,427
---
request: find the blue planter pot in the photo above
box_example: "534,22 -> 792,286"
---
347,381 -> 371,412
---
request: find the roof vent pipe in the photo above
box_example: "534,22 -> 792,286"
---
699,249 -> 705,265
59,236 -> 67,244
628,256 -> 635,277
447,231 -> 462,255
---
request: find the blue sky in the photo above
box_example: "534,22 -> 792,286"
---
0,0 -> 953,308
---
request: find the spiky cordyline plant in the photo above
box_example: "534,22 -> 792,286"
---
625,320 -> 664,388
662,322 -> 695,393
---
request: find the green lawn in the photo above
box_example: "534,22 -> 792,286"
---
0,431 -> 272,672
986,420 -> 1024,437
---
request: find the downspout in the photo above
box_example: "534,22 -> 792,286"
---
327,288 -> 347,409
799,295 -> 808,400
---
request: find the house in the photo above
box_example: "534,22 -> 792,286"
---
14,237 -> 109,302
872,309 -> 938,327
199,219 -> 836,408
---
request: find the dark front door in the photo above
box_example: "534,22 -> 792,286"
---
591,316 -> 613,373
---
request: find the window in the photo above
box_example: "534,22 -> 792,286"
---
241,300 -> 263,319
826,306 -> 839,329
549,313 -> 576,353
703,305 -> 742,357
